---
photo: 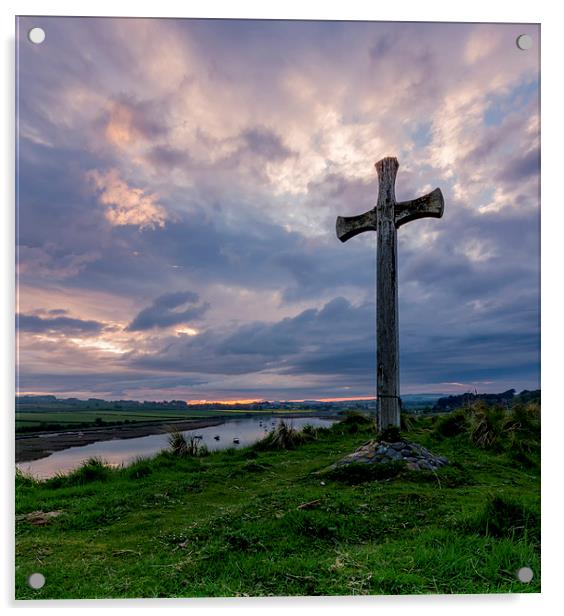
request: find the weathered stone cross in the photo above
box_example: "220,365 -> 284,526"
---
336,157 -> 444,432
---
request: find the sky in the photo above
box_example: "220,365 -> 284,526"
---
15,17 -> 540,402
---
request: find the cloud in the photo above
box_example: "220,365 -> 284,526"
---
87,168 -> 168,229
496,147 -> 540,185
103,98 -> 168,149
241,126 -> 295,161
15,18 -> 540,399
17,313 -> 104,335
127,290 -> 210,331
130,297 -> 376,378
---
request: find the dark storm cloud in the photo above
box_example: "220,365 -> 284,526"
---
17,313 -> 104,335
129,297 -> 375,377
127,286 -> 539,394
127,290 -> 210,331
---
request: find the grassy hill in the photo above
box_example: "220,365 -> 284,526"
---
15,403 -> 540,598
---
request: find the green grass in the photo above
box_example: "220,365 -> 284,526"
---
15,411 -> 540,598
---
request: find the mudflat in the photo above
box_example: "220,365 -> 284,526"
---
15,418 -> 225,463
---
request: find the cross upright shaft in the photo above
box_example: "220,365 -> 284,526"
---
375,157 -> 401,432
336,157 -> 444,432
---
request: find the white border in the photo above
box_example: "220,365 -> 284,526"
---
2,1 -> 562,614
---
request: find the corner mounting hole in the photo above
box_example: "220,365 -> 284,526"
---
517,566 -> 533,583
516,34 -> 532,51
28,27 -> 46,44
27,572 -> 45,589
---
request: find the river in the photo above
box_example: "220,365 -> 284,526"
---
16,416 -> 335,479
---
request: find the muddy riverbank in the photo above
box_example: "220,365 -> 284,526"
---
16,418 -> 225,463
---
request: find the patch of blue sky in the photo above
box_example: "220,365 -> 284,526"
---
469,187 -> 497,213
484,78 -> 538,127
408,121 -> 433,148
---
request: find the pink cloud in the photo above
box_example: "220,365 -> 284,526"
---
87,168 -> 167,229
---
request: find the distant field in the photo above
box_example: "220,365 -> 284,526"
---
15,407 -> 323,429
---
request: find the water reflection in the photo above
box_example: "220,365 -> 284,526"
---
16,416 -> 334,479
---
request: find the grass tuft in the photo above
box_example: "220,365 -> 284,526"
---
324,461 -> 405,484
15,468 -> 36,488
400,412 -> 415,433
432,401 -> 540,463
44,457 -> 113,488
126,458 -> 153,479
435,409 -> 467,438
468,494 -> 540,543
466,402 -> 505,449
167,429 -> 208,457
254,420 -> 307,451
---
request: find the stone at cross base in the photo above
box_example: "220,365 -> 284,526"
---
336,157 -> 444,434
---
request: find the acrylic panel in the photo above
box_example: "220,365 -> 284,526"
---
15,16 -> 540,599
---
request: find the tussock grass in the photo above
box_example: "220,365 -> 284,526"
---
467,494 -> 540,543
337,411 -> 375,435
43,457 -> 113,489
467,403 -> 505,449
167,429 -> 208,457
301,423 -> 329,440
15,468 -> 36,488
435,408 -> 468,438
254,420 -> 307,451
433,401 -> 540,465
400,412 -> 415,433
126,458 -> 153,479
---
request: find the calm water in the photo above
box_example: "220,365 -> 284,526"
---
16,416 -> 335,480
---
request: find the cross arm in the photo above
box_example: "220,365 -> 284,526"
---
394,187 -> 444,229
336,208 -> 377,243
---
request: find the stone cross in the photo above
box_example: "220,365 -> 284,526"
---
336,157 -> 444,432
